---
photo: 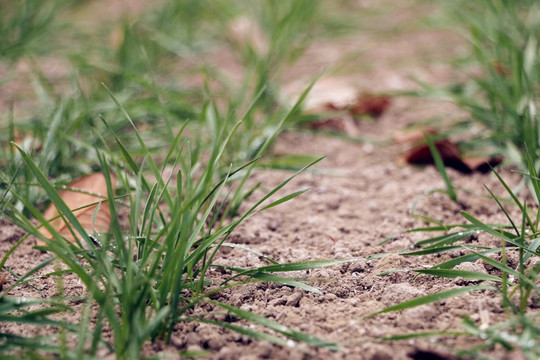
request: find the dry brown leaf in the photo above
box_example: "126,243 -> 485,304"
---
404,139 -> 461,165
38,172 -> 116,246
307,117 -> 347,132
349,93 -> 391,118
402,138 -> 502,173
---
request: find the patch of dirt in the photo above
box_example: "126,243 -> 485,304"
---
1,1 -> 537,360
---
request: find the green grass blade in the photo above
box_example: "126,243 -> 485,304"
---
525,144 -> 540,205
429,247 -> 507,270
254,77 -> 318,158
378,330 -> 466,341
489,167 -> 534,232
253,259 -> 356,272
402,245 -> 465,256
471,251 -> 540,294
1,257 -> 55,295
248,272 -> 323,294
524,237 -> 540,263
414,269 -> 502,282
424,131 -> 457,201
102,86 -> 174,208
222,258 -> 354,285
366,285 -> 494,318
462,212 -> 540,257
241,157 -> 324,219
258,189 -> 310,212
484,184 -> 520,235
461,211 -> 513,242
414,229 -> 478,249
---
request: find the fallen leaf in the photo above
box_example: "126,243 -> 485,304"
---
38,173 -> 116,246
307,117 -> 347,132
402,137 -> 502,173
305,92 -> 391,134
349,93 -> 391,117
404,139 -> 461,165
323,102 -> 342,111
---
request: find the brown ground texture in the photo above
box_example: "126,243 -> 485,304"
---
1,1 -> 537,360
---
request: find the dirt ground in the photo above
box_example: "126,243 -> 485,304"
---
1,1 -> 536,360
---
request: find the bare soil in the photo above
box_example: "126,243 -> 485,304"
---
1,1 -> 536,360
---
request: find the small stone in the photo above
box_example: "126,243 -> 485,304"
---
285,290 -> 304,307
266,218 -> 282,231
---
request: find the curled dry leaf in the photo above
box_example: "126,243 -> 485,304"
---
404,139 -> 461,165
349,93 -> 391,118
306,93 -> 391,134
401,135 -> 502,173
37,173 -> 116,246
307,116 -> 347,132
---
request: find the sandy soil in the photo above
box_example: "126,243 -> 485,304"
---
1,1 -> 537,360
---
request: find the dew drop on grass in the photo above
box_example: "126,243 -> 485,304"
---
458,232 -> 464,236
475,230 -> 480,235
408,339 -> 415,345
286,339 -> 295,347
480,333 -> 487,340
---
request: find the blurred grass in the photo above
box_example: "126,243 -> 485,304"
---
0,0 -> 72,60
430,0 -> 540,172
